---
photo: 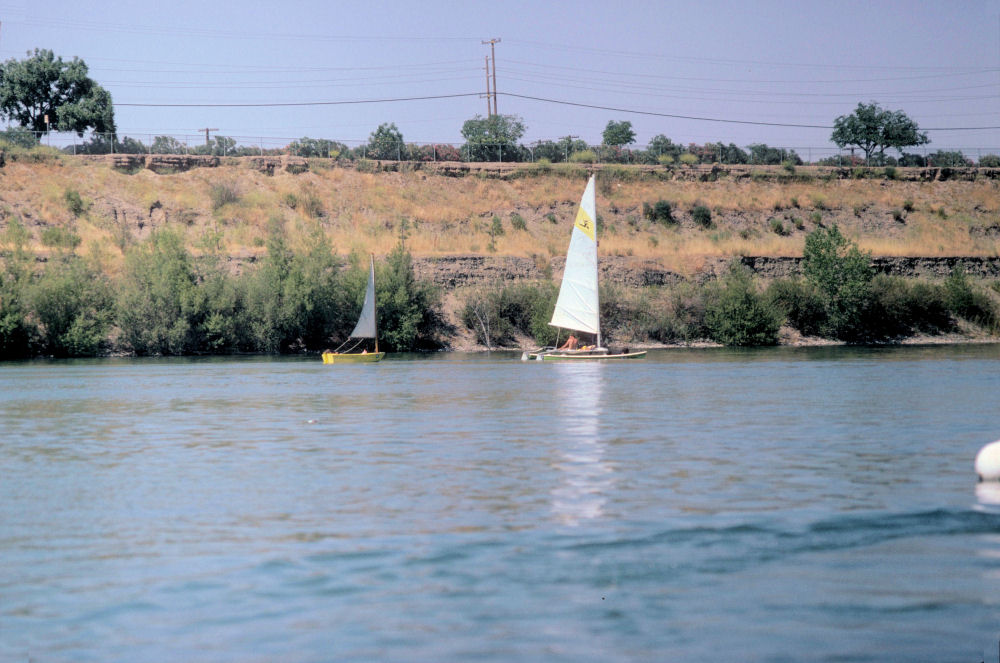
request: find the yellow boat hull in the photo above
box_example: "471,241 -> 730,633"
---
321,352 -> 385,364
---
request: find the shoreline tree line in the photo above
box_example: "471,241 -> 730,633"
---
2,218 -> 997,360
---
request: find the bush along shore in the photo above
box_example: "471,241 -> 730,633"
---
1,222 -> 998,359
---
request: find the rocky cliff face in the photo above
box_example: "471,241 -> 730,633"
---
412,254 -> 1000,288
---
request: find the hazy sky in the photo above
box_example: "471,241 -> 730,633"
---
1,0 -> 997,153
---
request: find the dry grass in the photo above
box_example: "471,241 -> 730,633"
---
1,160 -> 998,271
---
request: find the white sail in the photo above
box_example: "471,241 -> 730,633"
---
350,256 -> 377,339
549,175 -> 600,336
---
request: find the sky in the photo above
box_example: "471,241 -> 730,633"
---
0,0 -> 998,156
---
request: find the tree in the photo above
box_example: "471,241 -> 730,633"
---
602,120 -> 635,147
367,122 -> 404,160
115,230 -> 202,355
376,242 -> 442,351
152,135 -> 187,155
802,225 -> 874,341
831,102 -> 929,162
461,114 -> 526,162
0,49 -> 115,135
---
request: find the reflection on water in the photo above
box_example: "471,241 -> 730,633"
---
550,364 -> 613,526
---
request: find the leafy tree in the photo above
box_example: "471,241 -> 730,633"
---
193,135 -> 236,156
376,242 -> 442,351
288,136 -> 346,158
648,134 -> 681,160
927,150 -> 970,167
831,102 -> 929,162
30,254 -> 111,356
115,230 -> 203,355
0,219 -> 36,358
748,143 -> 801,165
243,222 -> 348,353
461,114 -> 526,162
802,225 -> 874,341
602,120 -> 635,147
151,135 -> 187,154
117,136 -> 148,154
367,122 -> 405,160
0,126 -> 38,148
0,49 -> 115,135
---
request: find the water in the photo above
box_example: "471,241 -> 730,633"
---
2,346 -> 999,662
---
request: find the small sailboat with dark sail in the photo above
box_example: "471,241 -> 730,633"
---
322,254 -> 385,363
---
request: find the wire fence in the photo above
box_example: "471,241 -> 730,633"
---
6,128 -> 999,167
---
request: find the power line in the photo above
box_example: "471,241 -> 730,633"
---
498,92 -> 1000,131
112,90 -> 1000,131
115,92 -> 483,108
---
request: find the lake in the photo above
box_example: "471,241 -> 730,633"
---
2,345 -> 999,662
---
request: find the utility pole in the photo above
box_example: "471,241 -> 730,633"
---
198,127 -> 219,148
484,55 -> 492,117
482,38 -> 500,116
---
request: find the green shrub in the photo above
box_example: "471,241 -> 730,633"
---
491,215 -> 505,237
40,226 -> 81,249
765,278 -> 825,336
810,211 -> 822,224
644,282 -> 707,343
802,225 -> 874,342
892,209 -> 905,222
209,182 -> 240,211
704,264 -> 781,346
30,255 -> 111,356
569,150 -> 596,163
769,218 -> 787,236
690,205 -> 712,228
643,199 -> 675,225
301,192 -> 325,219
902,199 -> 915,212
858,275 -> 950,340
979,154 -> 1000,168
944,267 -> 998,330
545,212 -> 557,224
63,189 -> 86,217
679,153 -> 698,165
461,281 -> 557,347
884,166 -> 898,180
510,212 -> 527,231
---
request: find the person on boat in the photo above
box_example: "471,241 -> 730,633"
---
362,349 -> 368,354
560,335 -> 579,350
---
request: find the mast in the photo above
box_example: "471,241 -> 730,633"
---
594,173 -> 602,349
371,254 -> 379,354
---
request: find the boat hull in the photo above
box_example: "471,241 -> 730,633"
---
525,350 -> 647,361
321,352 -> 385,364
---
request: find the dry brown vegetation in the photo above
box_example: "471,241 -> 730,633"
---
2,158 -> 998,277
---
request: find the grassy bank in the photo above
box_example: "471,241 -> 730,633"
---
1,154 -> 999,275
1,152 -> 999,358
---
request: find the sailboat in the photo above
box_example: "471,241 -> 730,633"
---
524,175 -> 646,361
321,254 -> 385,363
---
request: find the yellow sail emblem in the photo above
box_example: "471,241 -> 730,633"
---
574,206 -> 595,241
